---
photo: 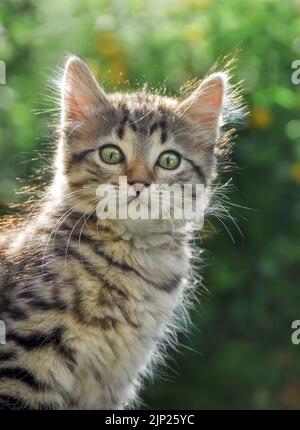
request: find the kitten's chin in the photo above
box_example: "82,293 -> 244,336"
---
119,217 -> 186,237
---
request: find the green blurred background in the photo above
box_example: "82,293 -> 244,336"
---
1,0 -> 300,409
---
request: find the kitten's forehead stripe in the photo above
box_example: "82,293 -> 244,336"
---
113,93 -> 173,138
129,122 -> 137,132
161,130 -> 167,143
160,119 -> 168,143
116,127 -> 124,140
149,122 -> 159,135
116,110 -> 128,140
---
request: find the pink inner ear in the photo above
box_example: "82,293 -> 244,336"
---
180,74 -> 225,128
61,56 -> 108,124
64,91 -> 93,121
63,73 -> 96,122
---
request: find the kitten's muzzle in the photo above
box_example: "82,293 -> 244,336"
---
128,181 -> 150,197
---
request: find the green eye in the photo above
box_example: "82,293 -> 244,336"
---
158,151 -> 181,170
100,145 -> 124,164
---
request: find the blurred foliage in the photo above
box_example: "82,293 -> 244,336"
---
1,0 -> 300,410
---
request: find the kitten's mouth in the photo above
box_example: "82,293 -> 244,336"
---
127,194 -> 141,203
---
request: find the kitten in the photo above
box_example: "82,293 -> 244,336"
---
0,56 -> 237,409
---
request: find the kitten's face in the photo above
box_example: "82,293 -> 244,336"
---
57,56 -> 226,229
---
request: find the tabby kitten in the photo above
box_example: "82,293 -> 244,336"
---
0,56 -> 233,409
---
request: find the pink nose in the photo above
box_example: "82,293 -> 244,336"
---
132,182 -> 146,194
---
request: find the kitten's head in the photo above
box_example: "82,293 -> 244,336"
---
54,56 -> 232,232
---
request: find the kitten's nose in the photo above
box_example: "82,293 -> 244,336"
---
128,181 -> 150,196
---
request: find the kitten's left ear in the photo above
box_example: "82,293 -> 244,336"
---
178,73 -> 227,131
61,55 -> 109,125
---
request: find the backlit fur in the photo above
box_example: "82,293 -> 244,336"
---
0,56 -> 241,409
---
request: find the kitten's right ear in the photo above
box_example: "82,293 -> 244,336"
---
61,56 -> 108,125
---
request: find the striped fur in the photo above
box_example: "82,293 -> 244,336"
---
0,56 -> 236,409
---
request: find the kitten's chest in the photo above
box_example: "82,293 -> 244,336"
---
59,236 -> 190,408
69,287 -> 181,409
